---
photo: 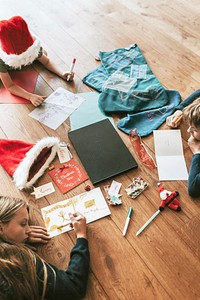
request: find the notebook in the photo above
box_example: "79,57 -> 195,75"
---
68,119 -> 138,184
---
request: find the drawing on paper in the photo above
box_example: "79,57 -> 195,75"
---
41,187 -> 111,237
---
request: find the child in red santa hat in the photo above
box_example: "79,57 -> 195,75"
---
0,16 -> 74,106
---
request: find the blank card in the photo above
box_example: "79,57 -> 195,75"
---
153,129 -> 188,180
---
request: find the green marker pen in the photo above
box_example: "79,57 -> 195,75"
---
122,207 -> 133,236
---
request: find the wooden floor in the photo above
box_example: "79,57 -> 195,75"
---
0,0 -> 200,299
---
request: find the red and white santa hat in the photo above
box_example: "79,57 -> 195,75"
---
0,16 -> 41,69
0,137 -> 60,190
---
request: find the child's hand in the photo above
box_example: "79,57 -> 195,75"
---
29,94 -> 46,106
27,225 -> 51,244
69,212 -> 87,239
62,72 -> 75,82
188,135 -> 200,154
166,110 -> 183,128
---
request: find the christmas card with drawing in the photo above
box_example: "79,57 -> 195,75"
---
41,187 -> 111,237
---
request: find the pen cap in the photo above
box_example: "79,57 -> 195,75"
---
128,207 -> 133,218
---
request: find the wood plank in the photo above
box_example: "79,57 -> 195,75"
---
0,0 -> 200,299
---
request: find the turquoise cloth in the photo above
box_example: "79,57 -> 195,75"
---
117,90 -> 181,136
82,44 -> 181,135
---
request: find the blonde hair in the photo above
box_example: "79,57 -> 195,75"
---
0,241 -> 50,299
0,241 -> 41,299
0,197 -> 49,299
183,98 -> 200,129
0,196 -> 28,223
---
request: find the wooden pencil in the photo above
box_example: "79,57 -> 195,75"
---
174,114 -> 183,125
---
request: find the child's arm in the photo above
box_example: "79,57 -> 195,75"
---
69,212 -> 87,239
166,110 -> 183,128
37,53 -> 74,81
0,72 -> 45,106
166,89 -> 200,128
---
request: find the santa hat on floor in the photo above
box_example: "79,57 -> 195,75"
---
0,137 -> 60,190
0,16 -> 41,69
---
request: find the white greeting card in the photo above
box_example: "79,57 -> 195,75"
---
153,130 -> 188,180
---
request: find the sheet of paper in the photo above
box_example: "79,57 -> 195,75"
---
70,92 -> 114,130
29,87 -> 85,130
0,71 -> 38,104
41,187 -> 111,237
153,130 -> 188,180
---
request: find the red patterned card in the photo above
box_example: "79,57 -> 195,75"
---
49,159 -> 88,193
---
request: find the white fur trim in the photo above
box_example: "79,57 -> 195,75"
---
13,137 -> 60,190
0,37 -> 41,69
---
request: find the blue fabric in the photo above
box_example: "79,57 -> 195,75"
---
82,64 -> 108,92
83,44 -> 171,113
188,154 -> 200,198
117,90 -> 181,136
176,89 -> 200,111
99,45 -> 169,113
82,44 -> 181,135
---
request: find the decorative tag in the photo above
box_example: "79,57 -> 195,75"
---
103,180 -> 123,205
109,195 -> 122,206
31,182 -> 55,199
108,180 -> 122,196
125,177 -> 149,199
57,144 -> 72,163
